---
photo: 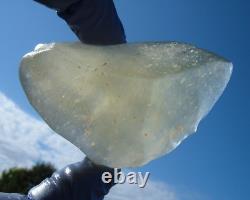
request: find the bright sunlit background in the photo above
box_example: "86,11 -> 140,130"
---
0,0 -> 249,199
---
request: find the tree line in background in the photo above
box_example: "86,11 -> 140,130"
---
0,163 -> 56,194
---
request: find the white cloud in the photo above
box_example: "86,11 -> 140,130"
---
0,91 -> 178,199
0,92 -> 84,171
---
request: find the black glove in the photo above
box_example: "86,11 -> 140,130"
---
34,0 -> 126,45
27,158 -> 117,200
0,158 -> 118,200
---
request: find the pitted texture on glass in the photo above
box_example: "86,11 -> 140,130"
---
20,42 -> 233,168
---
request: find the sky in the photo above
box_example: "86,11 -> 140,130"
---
0,0 -> 250,200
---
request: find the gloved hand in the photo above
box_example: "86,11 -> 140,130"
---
34,0 -> 126,45
0,158 -> 118,200
28,157 -> 117,200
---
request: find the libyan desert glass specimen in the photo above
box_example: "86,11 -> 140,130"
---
20,42 -> 233,168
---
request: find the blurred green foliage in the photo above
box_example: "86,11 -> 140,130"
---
0,163 -> 56,194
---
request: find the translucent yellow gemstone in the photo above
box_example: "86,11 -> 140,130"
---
20,42 -> 233,167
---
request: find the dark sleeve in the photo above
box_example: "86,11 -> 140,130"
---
34,0 -> 126,45
27,158 -> 117,200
